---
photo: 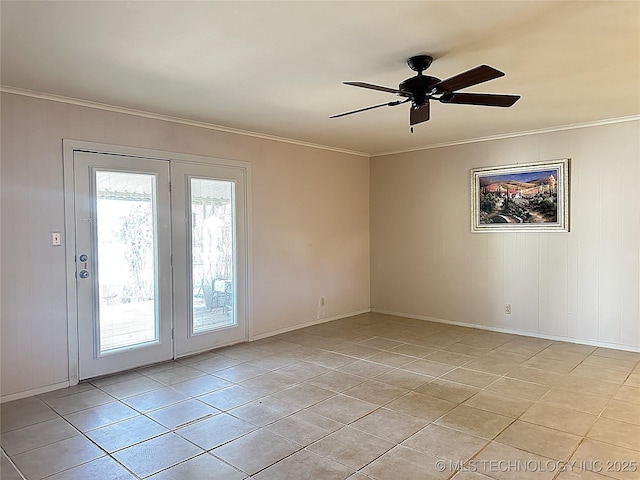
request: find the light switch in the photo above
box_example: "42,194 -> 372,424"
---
51,232 -> 62,246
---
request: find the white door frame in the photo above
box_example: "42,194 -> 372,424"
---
63,139 -> 253,385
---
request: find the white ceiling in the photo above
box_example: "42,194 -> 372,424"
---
1,1 -> 639,155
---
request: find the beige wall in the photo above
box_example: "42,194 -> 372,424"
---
371,121 -> 640,350
2,90 -> 638,400
0,92 -> 371,399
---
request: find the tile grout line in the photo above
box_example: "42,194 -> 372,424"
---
1,447 -> 27,480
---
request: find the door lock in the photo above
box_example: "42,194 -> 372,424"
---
78,254 -> 89,279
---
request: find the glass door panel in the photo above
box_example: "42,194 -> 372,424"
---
95,171 -> 159,352
190,178 -> 236,334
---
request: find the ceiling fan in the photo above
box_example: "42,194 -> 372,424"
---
330,54 -> 520,129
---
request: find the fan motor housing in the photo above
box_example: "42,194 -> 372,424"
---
399,75 -> 441,105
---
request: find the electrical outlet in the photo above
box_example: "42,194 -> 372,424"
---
504,304 -> 512,315
320,297 -> 325,307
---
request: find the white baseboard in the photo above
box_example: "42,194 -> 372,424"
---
371,308 -> 640,353
252,308 -> 371,341
1,381 -> 70,404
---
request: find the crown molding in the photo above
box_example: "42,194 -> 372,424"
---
0,86 -> 370,158
3,86 -> 638,159
371,114 -> 640,157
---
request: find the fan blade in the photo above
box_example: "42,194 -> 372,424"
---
343,81 -> 402,95
439,92 -> 520,107
330,99 -> 408,119
410,102 -> 430,126
434,65 -> 505,93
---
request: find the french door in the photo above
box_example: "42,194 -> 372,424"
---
69,148 -> 249,381
171,162 -> 248,356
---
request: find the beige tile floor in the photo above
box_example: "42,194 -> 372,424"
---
2,312 -> 640,479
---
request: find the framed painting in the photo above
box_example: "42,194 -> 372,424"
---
471,159 -> 570,233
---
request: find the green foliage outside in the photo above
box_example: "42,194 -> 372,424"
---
118,203 -> 154,302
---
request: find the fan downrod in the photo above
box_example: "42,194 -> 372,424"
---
407,55 -> 433,74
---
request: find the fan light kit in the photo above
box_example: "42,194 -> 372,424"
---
331,54 -> 520,131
